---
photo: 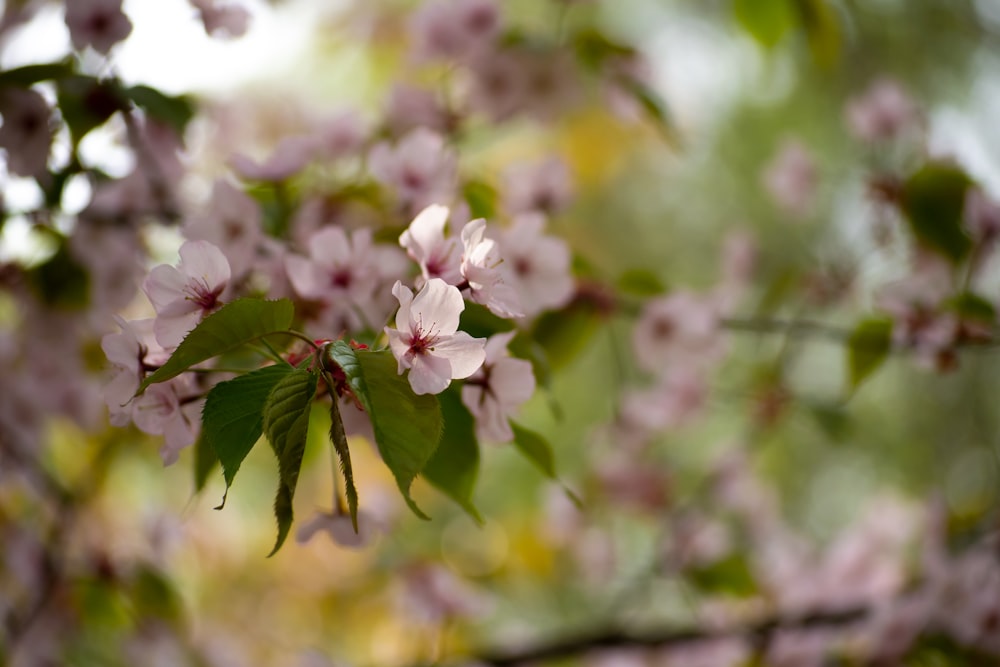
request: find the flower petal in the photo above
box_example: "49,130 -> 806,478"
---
410,278 -> 465,335
408,352 -> 454,395
178,239 -> 231,289
432,331 -> 485,379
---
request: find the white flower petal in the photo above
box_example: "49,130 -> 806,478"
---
410,278 -> 464,335
432,331 -> 485,379
408,352 -> 454,395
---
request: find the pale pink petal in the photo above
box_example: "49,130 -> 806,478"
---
143,265 -> 188,312
408,352 -> 455,395
410,278 -> 465,335
285,254 -> 322,297
391,280 -> 414,330
178,240 -> 231,289
489,357 -> 535,404
401,204 -> 451,260
154,311 -> 203,349
386,328 -> 414,372
431,331 -> 485,379
308,226 -> 352,268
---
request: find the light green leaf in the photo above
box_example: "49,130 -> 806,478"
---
262,369 -> 318,556
138,298 -> 295,394
510,422 -> 556,479
199,365 -> 294,505
734,0 -> 795,48
793,0 -> 841,68
901,163 -> 974,263
422,389 -> 482,522
122,84 -> 195,134
616,268 -> 667,297
326,342 -> 443,519
847,317 -> 893,390
532,296 -> 605,370
462,179 -> 498,220
0,60 -> 75,87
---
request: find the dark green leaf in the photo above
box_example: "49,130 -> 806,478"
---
462,179 -> 498,220
262,369 -> 318,556
199,365 -> 294,505
327,342 -> 443,519
422,389 -> 482,522
688,553 -> 757,596
793,0 -> 841,67
945,292 -> 996,323
847,317 -> 893,390
900,163 -> 974,263
122,85 -> 195,134
734,0 -> 795,48
0,60 -> 75,87
138,298 -> 295,393
618,77 -> 680,146
572,29 -> 637,70
131,565 -> 182,621
327,392 -> 359,531
57,76 -> 124,147
192,431 -> 217,494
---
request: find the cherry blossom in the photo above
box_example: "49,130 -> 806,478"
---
502,157 -> 574,216
459,218 -> 522,317
142,240 -> 232,348
183,179 -> 263,278
230,135 -> 316,182
189,0 -> 251,39
101,317 -> 154,427
385,279 -> 486,395
497,213 -> 575,318
409,0 -> 501,63
845,78 -> 919,143
762,138 -> 818,218
368,128 -> 457,212
399,203 -> 463,284
461,332 -> 535,442
0,86 -> 53,179
131,380 -> 202,465
631,290 -> 727,375
64,0 -> 133,54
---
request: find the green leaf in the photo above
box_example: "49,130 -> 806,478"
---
734,0 -> 795,48
462,179 -> 498,220
422,389 -> 482,522
900,164 -> 974,263
131,565 -> 182,622
793,0 -> 841,68
618,77 -> 680,146
945,292 -> 996,323
532,295 -> 605,370
327,393 -> 359,531
327,342 -> 443,519
138,298 -> 295,393
192,431 -> 218,494
847,317 -> 893,390
688,553 -> 757,596
572,28 -> 637,70
510,422 -> 557,479
199,365 -> 294,506
460,301 -> 516,339
616,268 -> 667,297
262,369 -> 318,556
0,60 -> 75,87
56,76 -> 124,147
122,84 -> 195,134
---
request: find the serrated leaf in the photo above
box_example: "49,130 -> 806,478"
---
847,317 -> 893,390
122,84 -> 195,134
192,431 -> 217,494
422,389 -> 482,522
327,393 -> 359,532
900,163 -> 974,263
262,369 -> 318,556
734,0 -> 795,48
138,298 -> 295,393
57,76 -> 124,147
199,365 -> 294,505
326,342 -> 442,519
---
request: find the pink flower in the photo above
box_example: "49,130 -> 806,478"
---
368,128 -> 457,212
0,86 -> 53,178
142,240 -> 231,348
101,317 -> 153,426
183,179 -> 263,278
64,0 -> 133,54
230,135 -> 316,182
385,279 -> 486,395
497,213 -> 575,318
762,139 -> 818,219
296,509 -> 379,549
502,157 -> 573,216
632,291 -> 726,375
845,78 -> 918,143
409,0 -> 501,63
460,218 -> 522,317
399,204 -> 463,284
461,332 -> 535,442
189,0 -> 251,39
131,380 -> 202,465
384,84 -> 452,137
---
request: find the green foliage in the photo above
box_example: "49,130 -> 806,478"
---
510,422 -> 557,480
0,60 -> 74,87
616,268 -> 667,297
120,84 -> 195,133
462,179 -> 498,219
901,163 -> 974,263
327,394 -> 360,531
138,298 -> 295,393
57,76 -> 124,148
262,369 -> 318,556
733,0 -> 795,48
199,364 -> 295,506
460,301 -> 516,339
846,317 -> 893,390
532,296 -> 605,370
131,565 -> 183,622
793,0 -> 841,67
945,292 -> 996,323
572,28 -> 636,69
422,389 -> 483,522
192,430 -> 218,494
687,552 -> 758,596
326,342 -> 443,519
